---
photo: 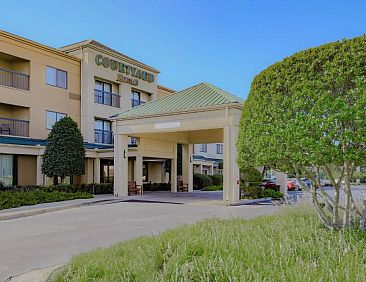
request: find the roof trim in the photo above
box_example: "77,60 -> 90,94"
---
112,82 -> 244,120
112,102 -> 242,121
60,40 -> 159,73
157,84 -> 175,93
0,30 -> 81,62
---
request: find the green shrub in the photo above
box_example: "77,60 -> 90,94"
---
240,167 -> 263,199
240,167 -> 262,188
208,174 -> 223,186
1,183 -> 113,195
143,183 -> 171,191
0,190 -> 93,210
260,189 -> 283,199
242,186 -> 262,199
193,173 -> 213,189
202,185 -> 223,191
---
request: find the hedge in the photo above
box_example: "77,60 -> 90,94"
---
208,174 -> 223,186
0,190 -> 93,210
0,183 -> 113,195
143,183 -> 171,191
193,173 -> 213,190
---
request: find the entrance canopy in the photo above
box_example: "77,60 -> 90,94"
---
112,82 -> 244,203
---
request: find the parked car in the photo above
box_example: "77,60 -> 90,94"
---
287,180 -> 298,191
300,178 -> 312,189
260,180 -> 280,191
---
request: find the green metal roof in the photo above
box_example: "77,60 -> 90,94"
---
113,82 -> 243,119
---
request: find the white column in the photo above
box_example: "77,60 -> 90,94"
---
134,155 -> 143,186
94,157 -> 100,184
182,144 -> 194,192
114,134 -> 129,197
275,171 -> 288,196
210,164 -> 214,175
36,155 -> 43,186
171,158 -> 177,192
223,125 -> 240,203
199,164 -> 203,174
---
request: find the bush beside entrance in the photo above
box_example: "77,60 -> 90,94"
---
193,173 -> 213,189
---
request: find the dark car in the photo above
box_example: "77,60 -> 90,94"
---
260,180 -> 280,191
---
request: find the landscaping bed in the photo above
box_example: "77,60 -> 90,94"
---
0,190 -> 93,210
53,206 -> 366,281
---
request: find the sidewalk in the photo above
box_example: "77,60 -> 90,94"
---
0,194 -> 121,221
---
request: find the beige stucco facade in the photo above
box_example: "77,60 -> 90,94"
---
0,31 -> 81,139
0,30 -> 245,202
0,31 -> 81,186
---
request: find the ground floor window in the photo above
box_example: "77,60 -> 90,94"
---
0,154 -> 13,186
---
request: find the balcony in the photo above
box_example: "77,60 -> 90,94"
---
95,129 -> 113,144
0,68 -> 29,91
94,89 -> 120,108
0,117 -> 29,137
131,99 -> 146,108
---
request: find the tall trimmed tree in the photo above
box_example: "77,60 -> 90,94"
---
42,117 -> 85,184
237,35 -> 366,230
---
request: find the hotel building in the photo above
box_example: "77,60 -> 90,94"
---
0,30 -> 244,202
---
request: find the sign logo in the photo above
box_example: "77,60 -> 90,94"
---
95,54 -> 155,85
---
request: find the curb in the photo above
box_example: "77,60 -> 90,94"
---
228,197 -> 273,206
0,199 -> 124,221
6,265 -> 62,282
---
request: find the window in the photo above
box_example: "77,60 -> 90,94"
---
95,119 -> 112,144
129,137 -> 137,145
95,80 -> 111,93
46,66 -> 67,89
216,144 -> 223,154
0,154 -> 13,186
131,90 -> 141,107
46,111 -> 66,129
95,119 -> 111,131
200,144 -> 207,152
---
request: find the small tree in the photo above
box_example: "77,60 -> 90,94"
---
42,117 -> 85,184
238,35 -> 366,230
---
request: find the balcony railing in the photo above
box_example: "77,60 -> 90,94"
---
0,117 -> 29,137
0,68 -> 29,91
94,89 -> 120,108
131,99 -> 146,108
95,129 -> 113,144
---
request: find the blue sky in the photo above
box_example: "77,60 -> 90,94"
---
1,0 -> 365,98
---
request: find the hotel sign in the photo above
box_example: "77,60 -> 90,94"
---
95,54 -> 155,86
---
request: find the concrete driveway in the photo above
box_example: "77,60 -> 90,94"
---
0,192 -> 278,281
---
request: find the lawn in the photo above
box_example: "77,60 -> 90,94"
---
0,190 -> 93,210
53,205 -> 366,281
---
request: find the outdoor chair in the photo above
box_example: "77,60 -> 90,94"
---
128,180 -> 142,195
177,180 -> 189,192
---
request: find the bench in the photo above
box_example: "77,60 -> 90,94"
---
128,181 -> 142,195
177,180 -> 189,192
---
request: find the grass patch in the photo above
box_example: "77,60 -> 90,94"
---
53,205 -> 366,281
0,190 -> 93,210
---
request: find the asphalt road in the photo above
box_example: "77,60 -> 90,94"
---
0,199 -> 278,280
